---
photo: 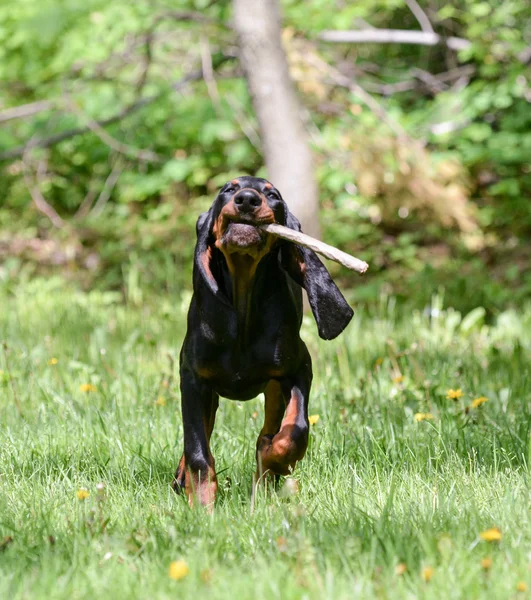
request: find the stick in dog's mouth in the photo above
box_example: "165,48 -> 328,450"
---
260,223 -> 369,274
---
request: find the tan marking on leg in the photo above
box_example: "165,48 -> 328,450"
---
256,384 -> 308,478
185,464 -> 217,510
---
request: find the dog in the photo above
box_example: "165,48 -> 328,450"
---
172,176 -> 353,506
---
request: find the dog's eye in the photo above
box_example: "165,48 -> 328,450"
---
224,186 -> 235,194
267,191 -> 279,200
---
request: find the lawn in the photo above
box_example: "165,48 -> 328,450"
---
1,278 -> 530,599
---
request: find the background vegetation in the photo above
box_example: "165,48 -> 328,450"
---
1,0 -> 530,312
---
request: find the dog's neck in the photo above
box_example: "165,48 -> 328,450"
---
223,253 -> 260,337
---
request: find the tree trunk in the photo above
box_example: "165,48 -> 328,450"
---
232,0 -> 320,239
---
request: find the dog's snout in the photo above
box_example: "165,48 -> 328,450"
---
234,189 -> 262,213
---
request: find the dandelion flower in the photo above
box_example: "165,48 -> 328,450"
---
308,414 -> 320,425
481,557 -> 492,570
375,357 -> 383,367
516,581 -> 528,593
446,389 -> 463,400
168,560 -> 189,581
415,412 -> 434,422
154,396 -> 166,407
471,396 -> 488,409
395,562 -> 407,576
393,375 -> 404,384
480,528 -> 502,542
79,383 -> 96,393
422,566 -> 434,582
48,358 -> 58,366
77,488 -> 90,501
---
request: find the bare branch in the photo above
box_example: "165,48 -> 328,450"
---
135,30 -> 154,96
319,29 -> 471,51
432,64 -> 476,82
363,79 -> 417,95
0,100 -> 55,124
405,0 -> 434,33
74,184 -> 98,220
91,157 -> 126,217
410,68 -> 447,93
363,65 -> 476,96
22,145 -> 64,228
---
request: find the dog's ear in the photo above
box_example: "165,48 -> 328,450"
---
280,211 -> 354,340
194,206 -> 221,296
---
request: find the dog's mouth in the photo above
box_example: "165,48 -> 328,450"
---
221,221 -> 266,255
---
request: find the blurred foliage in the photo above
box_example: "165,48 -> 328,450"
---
0,0 -> 530,313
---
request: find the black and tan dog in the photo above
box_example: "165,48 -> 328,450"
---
173,176 -> 353,506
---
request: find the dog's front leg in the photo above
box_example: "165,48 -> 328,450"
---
256,350 -> 313,480
173,367 -> 219,509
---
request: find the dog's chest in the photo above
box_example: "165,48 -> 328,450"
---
192,325 -> 300,393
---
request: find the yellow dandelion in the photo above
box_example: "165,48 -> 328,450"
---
471,396 -> 488,409
481,557 -> 492,570
415,412 -> 434,422
154,396 -> 166,407
375,357 -> 383,367
79,383 -> 96,393
480,528 -> 502,542
77,488 -> 90,501
48,358 -> 58,366
395,562 -> 407,576
393,375 -> 404,384
168,560 -> 189,581
422,566 -> 434,582
516,581 -> 528,593
308,414 -> 320,425
446,388 -> 464,400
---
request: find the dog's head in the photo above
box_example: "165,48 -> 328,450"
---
195,176 -> 353,340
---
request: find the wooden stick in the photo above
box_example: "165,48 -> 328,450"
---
261,223 -> 369,275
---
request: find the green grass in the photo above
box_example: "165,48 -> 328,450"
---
1,278 -> 530,599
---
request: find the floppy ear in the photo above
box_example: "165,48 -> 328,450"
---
193,207 -> 222,297
281,211 -> 354,340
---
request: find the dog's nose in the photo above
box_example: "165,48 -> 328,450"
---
234,189 -> 262,214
